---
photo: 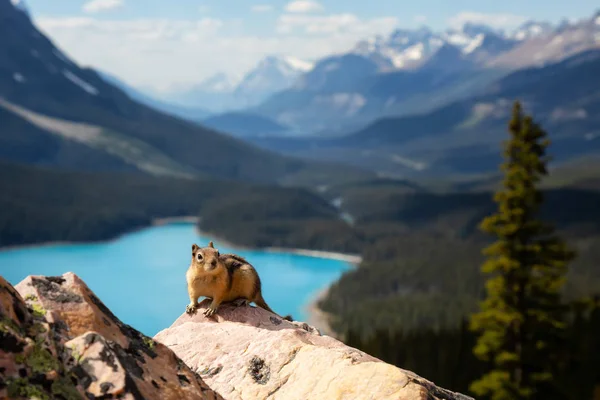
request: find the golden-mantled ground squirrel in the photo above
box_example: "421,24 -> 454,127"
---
185,241 -> 292,321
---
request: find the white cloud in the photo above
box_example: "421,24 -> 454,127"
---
284,1 -> 324,14
82,0 -> 123,14
251,4 -> 273,13
448,11 -> 527,29
413,15 -> 427,24
277,13 -> 397,35
33,14 -> 397,92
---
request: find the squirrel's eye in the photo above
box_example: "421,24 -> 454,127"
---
196,254 -> 203,261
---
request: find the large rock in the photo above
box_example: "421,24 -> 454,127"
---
2,272 -> 473,400
1,273 -> 222,400
155,299 -> 474,400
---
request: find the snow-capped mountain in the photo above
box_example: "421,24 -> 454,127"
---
351,23 -> 520,71
163,56 -> 313,112
352,27 -> 443,70
237,56 -> 313,92
232,55 -> 314,108
250,9 -> 600,135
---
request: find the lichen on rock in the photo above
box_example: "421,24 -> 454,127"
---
1,274 -> 223,400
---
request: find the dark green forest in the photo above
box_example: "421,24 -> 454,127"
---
327,105 -> 600,399
0,161 -> 353,249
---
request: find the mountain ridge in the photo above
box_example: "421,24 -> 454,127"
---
248,48 -> 600,179
243,9 -> 600,134
0,0 -> 367,185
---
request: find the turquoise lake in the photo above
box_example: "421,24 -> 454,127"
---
0,223 -> 352,336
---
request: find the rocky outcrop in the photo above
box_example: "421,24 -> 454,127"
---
155,300 -> 474,400
0,273 -> 222,399
1,272 -> 474,400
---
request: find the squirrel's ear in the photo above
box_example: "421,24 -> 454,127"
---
192,244 -> 199,253
208,241 -> 214,248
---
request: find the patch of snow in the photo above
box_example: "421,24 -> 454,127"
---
384,42 -> 429,68
404,43 -> 424,60
530,25 -> 543,35
596,15 -> 600,25
463,33 -> 484,54
445,32 -> 471,46
283,56 -> 314,72
13,73 -> 25,83
514,31 -> 527,40
514,24 -> 544,40
63,70 -> 99,95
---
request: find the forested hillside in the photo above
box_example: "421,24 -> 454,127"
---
0,161 -> 354,249
320,105 -> 600,399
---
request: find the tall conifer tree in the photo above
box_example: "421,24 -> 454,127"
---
469,101 -> 575,399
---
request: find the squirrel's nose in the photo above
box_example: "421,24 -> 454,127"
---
211,260 -> 217,267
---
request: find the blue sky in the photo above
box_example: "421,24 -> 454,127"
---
22,0 -> 599,92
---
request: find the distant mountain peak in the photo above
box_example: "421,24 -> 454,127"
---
510,20 -> 554,40
253,55 -> 314,77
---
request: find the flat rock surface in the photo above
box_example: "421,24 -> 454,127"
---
155,299 -> 474,400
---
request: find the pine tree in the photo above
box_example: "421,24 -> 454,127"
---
469,101 -> 575,400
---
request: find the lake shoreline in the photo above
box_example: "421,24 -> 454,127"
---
0,216 -> 359,336
195,224 -> 363,265
304,287 -> 340,338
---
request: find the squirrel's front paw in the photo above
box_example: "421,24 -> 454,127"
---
186,304 -> 197,314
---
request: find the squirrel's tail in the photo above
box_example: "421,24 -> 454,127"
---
255,294 -> 293,322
